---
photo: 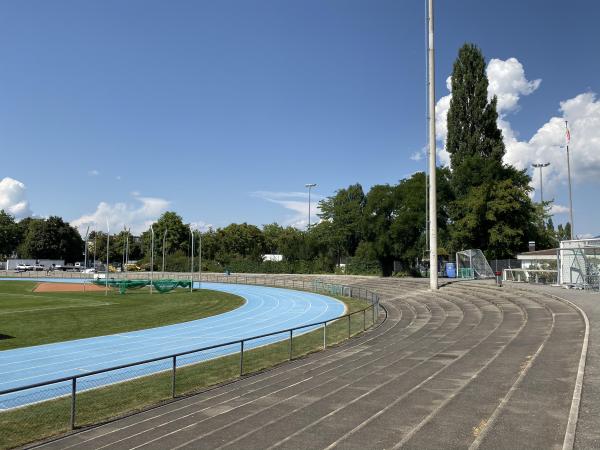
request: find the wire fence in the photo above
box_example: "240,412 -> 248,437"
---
0,274 -> 380,448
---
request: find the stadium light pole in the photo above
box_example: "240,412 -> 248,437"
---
427,0 -> 438,290
150,225 -> 154,295
305,183 -> 317,229
83,226 -> 90,270
162,228 -> 168,275
532,162 -> 550,204
105,220 -> 110,296
565,120 -> 574,239
190,226 -> 194,292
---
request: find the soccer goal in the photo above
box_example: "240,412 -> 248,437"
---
456,249 -> 495,279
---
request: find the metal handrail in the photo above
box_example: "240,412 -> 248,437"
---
0,275 -> 380,427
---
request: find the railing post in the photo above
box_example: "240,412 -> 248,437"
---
363,308 -> 366,331
171,356 -> 177,398
70,378 -> 76,430
240,341 -> 244,376
373,304 -> 376,325
323,322 -> 327,349
289,329 -> 293,360
348,314 -> 351,338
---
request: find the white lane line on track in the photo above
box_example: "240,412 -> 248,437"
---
0,293 -> 325,381
40,291 -> 411,450
0,286 -> 344,392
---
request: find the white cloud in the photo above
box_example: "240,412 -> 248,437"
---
0,177 -> 32,219
435,58 -> 541,169
190,221 -> 214,232
486,58 -> 541,113
88,169 -> 100,176
252,191 -> 322,229
550,204 -> 570,214
410,147 -> 426,161
434,56 -> 600,199
71,194 -> 170,235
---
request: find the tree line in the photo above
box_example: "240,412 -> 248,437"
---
0,44 -> 571,275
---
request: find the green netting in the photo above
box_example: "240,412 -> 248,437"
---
90,279 -> 191,294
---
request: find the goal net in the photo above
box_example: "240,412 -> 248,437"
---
456,249 -> 495,279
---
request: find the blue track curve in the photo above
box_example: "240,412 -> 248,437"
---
0,280 -> 345,409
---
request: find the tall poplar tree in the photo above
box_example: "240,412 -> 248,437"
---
446,44 -> 535,258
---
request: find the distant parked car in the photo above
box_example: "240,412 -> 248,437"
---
16,264 -> 33,271
33,264 -> 45,271
83,268 -> 96,274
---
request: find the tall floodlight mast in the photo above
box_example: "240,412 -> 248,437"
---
532,163 -> 550,203
427,0 -> 438,290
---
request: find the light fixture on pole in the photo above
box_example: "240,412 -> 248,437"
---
531,162 -> 550,204
305,183 -> 317,229
427,0 -> 438,290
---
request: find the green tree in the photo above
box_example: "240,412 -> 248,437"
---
20,216 -> 83,262
446,43 -> 535,258
0,210 -> 20,258
318,183 -> 365,262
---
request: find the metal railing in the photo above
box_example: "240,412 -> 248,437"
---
0,275 -> 380,447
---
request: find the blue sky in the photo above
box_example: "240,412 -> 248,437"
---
1,0 -> 599,237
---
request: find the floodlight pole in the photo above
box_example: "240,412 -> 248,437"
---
93,230 -> 97,270
565,121 -> 575,239
162,228 -> 168,275
532,163 -> 550,204
427,0 -> 438,290
190,227 -> 194,292
83,225 -> 89,271
199,231 -> 202,288
105,220 -> 110,296
150,225 -> 154,295
305,183 -> 317,229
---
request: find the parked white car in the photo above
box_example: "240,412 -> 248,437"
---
16,264 -> 34,271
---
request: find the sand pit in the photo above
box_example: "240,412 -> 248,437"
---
34,282 -> 108,293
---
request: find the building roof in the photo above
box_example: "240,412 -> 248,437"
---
517,248 -> 558,260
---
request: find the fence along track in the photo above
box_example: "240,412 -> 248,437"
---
0,275 -> 380,449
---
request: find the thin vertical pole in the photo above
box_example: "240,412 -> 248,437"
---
566,121 -> 575,239
105,220 -> 110,296
190,228 -> 194,292
239,341 -> 244,376
348,315 -> 351,338
427,0 -> 438,290
289,330 -> 293,360
70,378 -> 77,430
323,322 -> 327,349
150,226 -> 154,295
199,232 -> 202,288
363,309 -> 366,331
172,356 -> 177,398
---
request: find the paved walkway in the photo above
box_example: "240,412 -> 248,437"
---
36,278 -> 587,449
503,282 -> 598,449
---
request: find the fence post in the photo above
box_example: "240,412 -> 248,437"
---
363,309 -> 366,331
372,304 -> 376,325
171,356 -> 177,398
289,330 -> 293,360
240,341 -> 244,376
323,322 -> 327,349
70,378 -> 77,430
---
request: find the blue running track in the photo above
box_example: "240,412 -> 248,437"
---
0,279 -> 345,409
